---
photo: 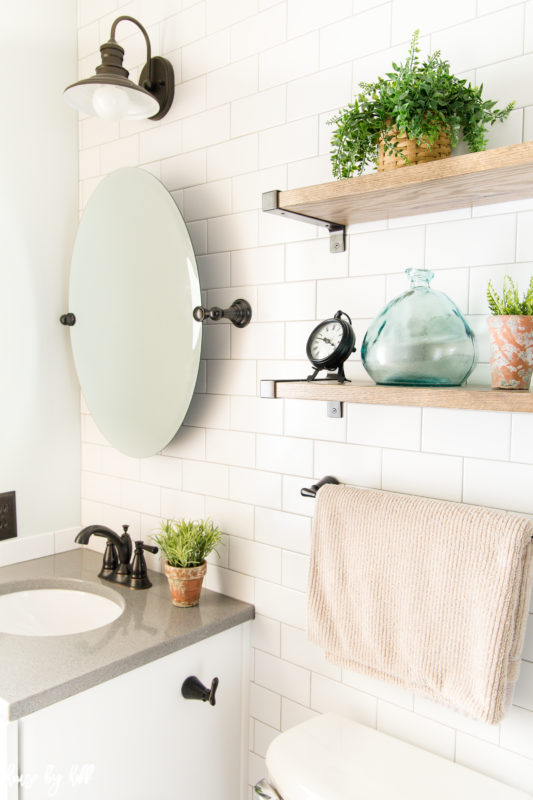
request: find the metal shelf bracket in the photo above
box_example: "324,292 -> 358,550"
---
259,380 -> 344,418
262,190 -> 346,253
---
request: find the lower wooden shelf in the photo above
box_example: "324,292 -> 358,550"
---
260,379 -> 533,413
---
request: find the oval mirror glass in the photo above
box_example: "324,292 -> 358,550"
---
69,167 -> 201,458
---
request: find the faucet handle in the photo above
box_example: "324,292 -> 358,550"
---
129,540 -> 159,590
136,541 -> 158,555
99,540 -> 119,579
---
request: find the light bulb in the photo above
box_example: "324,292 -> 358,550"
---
92,86 -> 130,121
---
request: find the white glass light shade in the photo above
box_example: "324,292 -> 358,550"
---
64,80 -> 159,120
92,86 -> 130,120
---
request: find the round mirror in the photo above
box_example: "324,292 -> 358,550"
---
68,167 -> 201,458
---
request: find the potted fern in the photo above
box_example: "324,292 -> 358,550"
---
329,30 -> 514,177
152,518 -> 222,607
487,276 -> 533,390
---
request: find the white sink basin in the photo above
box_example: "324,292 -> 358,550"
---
0,586 -> 124,636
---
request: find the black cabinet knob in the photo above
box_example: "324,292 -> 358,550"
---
181,675 -> 219,706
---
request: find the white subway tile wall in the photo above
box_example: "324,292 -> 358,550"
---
76,0 -> 533,793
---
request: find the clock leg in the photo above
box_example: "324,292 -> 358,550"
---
336,364 -> 350,384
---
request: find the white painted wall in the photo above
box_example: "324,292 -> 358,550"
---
0,0 -> 80,537
75,0 -> 533,794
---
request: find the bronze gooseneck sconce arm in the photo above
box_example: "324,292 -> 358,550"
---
193,299 -> 252,328
64,16 -> 174,121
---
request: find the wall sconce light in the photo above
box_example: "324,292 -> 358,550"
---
64,15 -> 174,121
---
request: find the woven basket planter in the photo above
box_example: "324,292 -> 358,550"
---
378,127 -> 451,172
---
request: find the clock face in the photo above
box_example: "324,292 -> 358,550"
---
309,320 -> 344,362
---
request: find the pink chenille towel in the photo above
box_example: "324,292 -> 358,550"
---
308,484 -> 533,724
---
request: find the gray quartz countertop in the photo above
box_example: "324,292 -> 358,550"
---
0,549 -> 254,720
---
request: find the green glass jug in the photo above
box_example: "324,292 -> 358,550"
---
361,268 -> 477,386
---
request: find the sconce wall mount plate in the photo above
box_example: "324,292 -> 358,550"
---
139,57 -> 174,121
64,16 -> 174,122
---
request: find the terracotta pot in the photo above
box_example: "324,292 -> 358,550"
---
487,315 -> 533,389
164,560 -> 207,607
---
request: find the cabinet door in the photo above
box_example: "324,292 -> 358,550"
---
19,625 -> 248,800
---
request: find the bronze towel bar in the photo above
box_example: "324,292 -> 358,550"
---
301,476 -> 339,498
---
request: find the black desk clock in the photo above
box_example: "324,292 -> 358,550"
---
306,310 -> 356,383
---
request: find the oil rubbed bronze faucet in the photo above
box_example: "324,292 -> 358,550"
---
75,524 -> 158,589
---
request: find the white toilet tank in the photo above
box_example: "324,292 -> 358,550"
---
262,713 -> 531,800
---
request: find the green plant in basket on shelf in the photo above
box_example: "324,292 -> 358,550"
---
486,275 -> 533,390
152,518 -> 223,607
329,30 -> 514,178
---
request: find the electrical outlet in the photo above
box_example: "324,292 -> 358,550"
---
0,491 -> 17,541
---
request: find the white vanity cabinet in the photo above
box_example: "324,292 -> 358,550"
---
1,624 -> 249,800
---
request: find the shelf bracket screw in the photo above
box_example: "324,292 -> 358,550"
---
327,400 -> 343,418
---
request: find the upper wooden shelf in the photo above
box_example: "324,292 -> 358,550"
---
277,141 -> 533,226
261,380 -> 533,413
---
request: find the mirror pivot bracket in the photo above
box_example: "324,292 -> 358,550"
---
193,298 -> 252,328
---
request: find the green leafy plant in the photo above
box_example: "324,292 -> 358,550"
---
152,518 -> 223,568
329,30 -> 514,178
487,275 -> 533,315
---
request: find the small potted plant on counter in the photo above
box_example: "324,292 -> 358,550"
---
487,275 -> 533,389
329,30 -> 514,177
152,518 -> 222,607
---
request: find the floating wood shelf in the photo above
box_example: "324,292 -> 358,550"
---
272,141 -> 533,228
260,380 -> 533,413
261,142 -> 533,412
